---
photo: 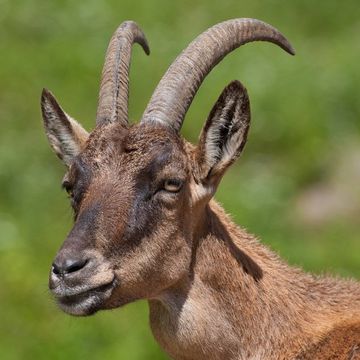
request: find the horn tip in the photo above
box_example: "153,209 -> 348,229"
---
142,40 -> 150,56
137,30 -> 150,55
122,20 -> 151,55
276,37 -> 296,56
286,44 -> 296,56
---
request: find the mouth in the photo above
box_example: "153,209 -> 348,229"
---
54,279 -> 116,316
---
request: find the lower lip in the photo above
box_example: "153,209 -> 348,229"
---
56,281 -> 115,316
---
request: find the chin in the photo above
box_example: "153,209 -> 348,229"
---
55,281 -> 116,316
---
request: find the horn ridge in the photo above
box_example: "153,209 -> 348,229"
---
96,21 -> 150,126
141,18 -> 294,131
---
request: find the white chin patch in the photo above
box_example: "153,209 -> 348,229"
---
56,284 -> 114,316
58,294 -> 101,316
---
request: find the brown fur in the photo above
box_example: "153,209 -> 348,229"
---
148,201 -> 360,359
297,322 -> 360,359
43,117 -> 360,359
42,20 -> 360,360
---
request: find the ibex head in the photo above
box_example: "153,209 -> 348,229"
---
42,19 -> 294,316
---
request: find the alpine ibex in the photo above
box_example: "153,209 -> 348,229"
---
42,19 -> 360,359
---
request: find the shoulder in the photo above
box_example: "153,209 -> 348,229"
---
297,321 -> 360,360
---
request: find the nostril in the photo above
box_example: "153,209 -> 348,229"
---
52,258 -> 89,276
65,258 -> 88,274
52,262 -> 61,275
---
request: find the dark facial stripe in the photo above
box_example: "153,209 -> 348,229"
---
67,158 -> 93,216
60,200 -> 101,253
115,146 -> 174,252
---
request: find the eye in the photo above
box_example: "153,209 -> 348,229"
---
163,179 -> 183,193
62,180 -> 74,198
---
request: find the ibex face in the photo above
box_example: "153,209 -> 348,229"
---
45,120 -> 193,316
42,20 -> 294,316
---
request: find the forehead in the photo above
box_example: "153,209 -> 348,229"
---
77,123 -> 187,173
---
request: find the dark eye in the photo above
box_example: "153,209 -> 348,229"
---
62,180 -> 74,198
163,179 -> 183,193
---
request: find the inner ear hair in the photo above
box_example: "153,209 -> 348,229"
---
197,80 -> 251,181
41,88 -> 89,166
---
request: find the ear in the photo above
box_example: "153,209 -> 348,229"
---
195,80 -> 250,187
41,89 -> 89,167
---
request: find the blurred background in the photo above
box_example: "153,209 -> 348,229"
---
0,0 -> 359,358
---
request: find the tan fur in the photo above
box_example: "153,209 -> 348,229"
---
43,99 -> 360,360
148,200 -> 360,359
42,19 -> 360,360
297,322 -> 360,359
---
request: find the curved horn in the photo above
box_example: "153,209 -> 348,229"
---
96,21 -> 150,126
141,18 -> 294,131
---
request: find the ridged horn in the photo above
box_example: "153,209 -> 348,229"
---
96,21 -> 150,126
141,18 -> 294,131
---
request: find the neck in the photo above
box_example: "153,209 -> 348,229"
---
148,200 -> 360,360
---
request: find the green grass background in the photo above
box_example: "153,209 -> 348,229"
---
0,0 -> 359,358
